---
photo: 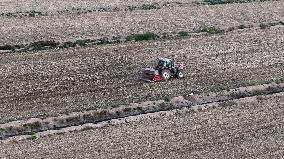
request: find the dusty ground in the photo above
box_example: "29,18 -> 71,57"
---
1,93 -> 283,159
0,0 -> 283,158
0,0 -> 200,13
0,26 -> 283,123
0,1 -> 283,45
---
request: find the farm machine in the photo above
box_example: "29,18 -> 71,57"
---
142,58 -> 185,82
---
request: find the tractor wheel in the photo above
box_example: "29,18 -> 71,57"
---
161,69 -> 171,81
176,70 -> 184,79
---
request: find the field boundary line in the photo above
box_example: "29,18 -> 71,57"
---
0,82 -> 283,140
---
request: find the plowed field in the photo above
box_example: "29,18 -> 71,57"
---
1,93 -> 283,158
0,26 -> 283,123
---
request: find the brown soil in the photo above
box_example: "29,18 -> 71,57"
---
1,93 -> 283,158
1,1 -> 283,45
0,27 -> 283,123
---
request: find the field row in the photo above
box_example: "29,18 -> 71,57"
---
0,0 -> 200,13
0,26 -> 283,123
0,1 -> 283,45
1,92 -> 283,158
0,0 -> 276,18
0,1 -> 197,17
1,21 -> 283,53
0,0 -> 275,13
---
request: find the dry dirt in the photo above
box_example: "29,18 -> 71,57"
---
1,93 -> 283,159
0,0 -> 199,13
1,0 -> 284,157
1,1 -> 283,45
0,26 -> 283,123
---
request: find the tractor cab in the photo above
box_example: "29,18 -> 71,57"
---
156,58 -> 174,69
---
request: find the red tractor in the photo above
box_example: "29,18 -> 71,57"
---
142,58 -> 185,82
